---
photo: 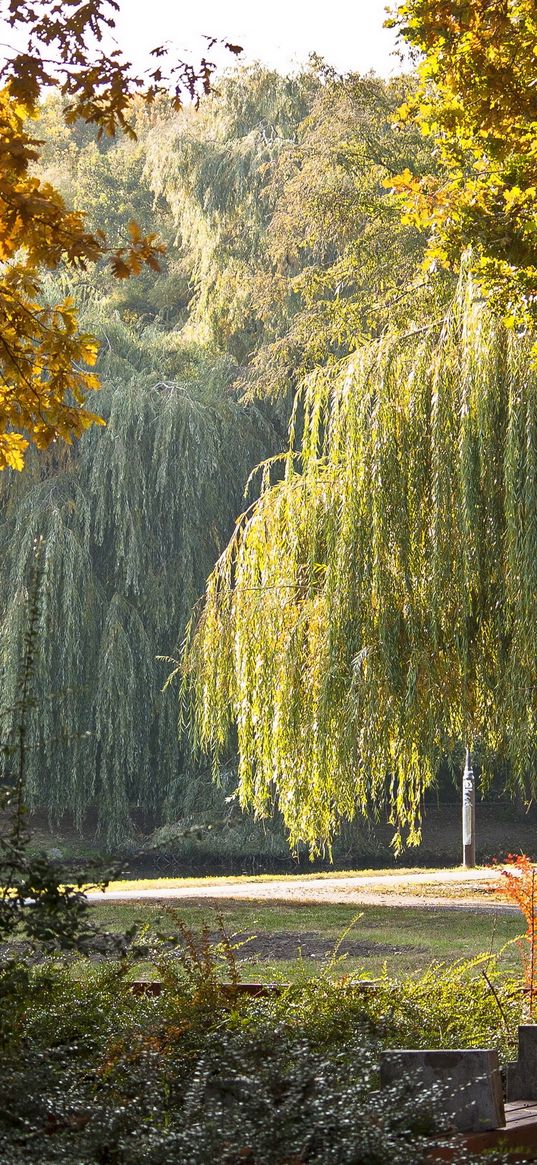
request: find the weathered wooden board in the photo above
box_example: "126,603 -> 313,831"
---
429,1101 -> 537,1161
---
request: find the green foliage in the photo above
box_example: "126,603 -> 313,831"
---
144,65 -> 321,362
242,71 -> 451,398
1,63 -> 446,849
0,784 -> 121,954
34,94 -> 183,326
0,314 -> 276,844
363,955 -> 520,1061
0,0 -> 190,472
144,65 -> 447,389
0,549 -> 126,956
185,282 -> 537,853
0,942 -> 524,1163
0,0 -> 240,470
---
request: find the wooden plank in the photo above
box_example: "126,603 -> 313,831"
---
427,1103 -> 537,1161
506,1101 -> 537,1125
128,979 -> 377,996
128,980 -> 288,998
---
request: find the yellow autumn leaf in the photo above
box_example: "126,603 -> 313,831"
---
1,433 -> 29,471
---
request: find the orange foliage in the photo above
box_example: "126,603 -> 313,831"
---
497,853 -> 537,1016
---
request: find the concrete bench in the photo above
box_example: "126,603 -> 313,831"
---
380,1048 -> 505,1133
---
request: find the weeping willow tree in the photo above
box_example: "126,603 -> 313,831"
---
144,65 -> 444,388
184,282 -> 537,854
0,314 -> 276,846
144,65 -> 320,362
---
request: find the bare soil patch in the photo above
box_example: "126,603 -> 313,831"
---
227,930 -> 424,961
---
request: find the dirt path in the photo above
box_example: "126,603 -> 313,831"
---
88,868 -> 517,911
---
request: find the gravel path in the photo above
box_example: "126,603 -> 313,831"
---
88,868 -> 517,912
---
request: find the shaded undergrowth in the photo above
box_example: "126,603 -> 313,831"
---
0,920 -> 528,1164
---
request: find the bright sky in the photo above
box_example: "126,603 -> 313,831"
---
112,0 -> 406,80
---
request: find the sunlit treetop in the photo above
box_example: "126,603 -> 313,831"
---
386,0 -> 537,334
0,0 -> 241,471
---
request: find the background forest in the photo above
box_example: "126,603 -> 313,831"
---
0,62 -> 458,861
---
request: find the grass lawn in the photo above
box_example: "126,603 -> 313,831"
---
89,897 -> 525,981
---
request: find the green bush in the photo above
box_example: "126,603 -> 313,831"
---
0,940 -> 528,1164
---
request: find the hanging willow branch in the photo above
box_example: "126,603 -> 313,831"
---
0,315 -> 276,845
183,282 -> 537,854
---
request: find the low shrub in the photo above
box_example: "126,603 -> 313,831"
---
0,935 -> 527,1164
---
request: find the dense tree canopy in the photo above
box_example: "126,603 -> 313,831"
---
0,0 -> 240,471
144,66 -> 444,392
241,72 -> 446,398
2,65 -> 436,845
6,47 -> 518,854
181,5 -> 537,856
0,313 -> 276,844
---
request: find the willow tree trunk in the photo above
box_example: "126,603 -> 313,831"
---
462,748 -> 476,868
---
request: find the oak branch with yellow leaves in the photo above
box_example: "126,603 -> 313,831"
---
386,0 -> 537,335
